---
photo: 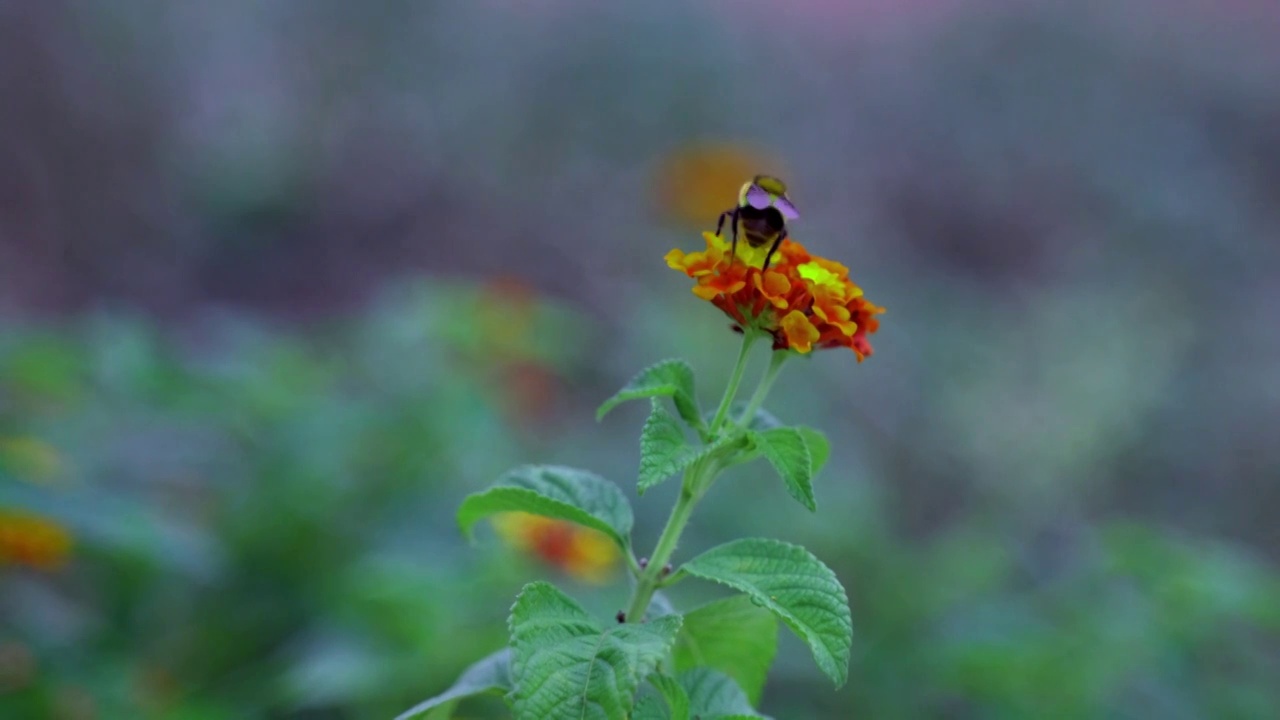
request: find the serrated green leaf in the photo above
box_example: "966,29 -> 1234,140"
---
680,668 -> 765,717
457,465 -> 633,551
395,648 -> 511,720
751,428 -> 816,511
508,582 -> 682,720
673,596 -> 777,706
639,401 -> 747,495
681,538 -> 852,687
633,696 -> 671,720
598,359 -> 702,429
796,426 -> 830,475
639,400 -> 696,494
649,673 -> 691,720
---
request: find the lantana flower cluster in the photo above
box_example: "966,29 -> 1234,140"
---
666,232 -> 884,358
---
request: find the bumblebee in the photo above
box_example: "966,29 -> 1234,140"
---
715,175 -> 800,269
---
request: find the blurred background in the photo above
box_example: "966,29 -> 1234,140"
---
2,1 -> 1279,718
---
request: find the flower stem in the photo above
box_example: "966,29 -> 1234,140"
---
737,350 -> 790,426
623,333 -> 765,623
624,460 -> 709,622
708,332 -> 757,434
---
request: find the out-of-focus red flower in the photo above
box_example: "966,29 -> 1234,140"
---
460,276 -> 565,428
0,508 -> 73,570
491,512 -> 620,584
667,232 -> 884,359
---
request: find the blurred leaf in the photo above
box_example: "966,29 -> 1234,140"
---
648,591 -> 679,621
598,359 -> 702,430
673,595 -> 777,706
395,648 -> 512,720
796,427 -> 830,476
681,538 -> 851,687
648,673 -> 691,720
704,403 -> 784,433
1,334 -> 87,405
679,668 -> 765,718
749,428 -> 816,511
633,696 -> 670,720
508,582 -> 681,720
458,465 -> 634,552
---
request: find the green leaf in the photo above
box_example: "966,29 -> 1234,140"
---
395,649 -> 512,720
649,673 -> 691,720
796,426 -> 830,475
673,596 -> 778,706
639,400 -> 696,494
751,428 -> 816,511
598,359 -> 702,429
508,582 -> 683,720
633,696 -> 672,720
648,591 -> 679,620
680,668 -> 765,717
639,401 -> 747,495
457,466 -> 633,551
681,538 -> 852,688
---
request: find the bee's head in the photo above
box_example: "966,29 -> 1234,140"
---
751,175 -> 789,196
740,175 -> 800,219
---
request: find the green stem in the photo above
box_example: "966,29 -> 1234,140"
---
708,332 -> 757,434
623,331 -> 763,622
624,462 -> 708,622
737,351 -> 789,426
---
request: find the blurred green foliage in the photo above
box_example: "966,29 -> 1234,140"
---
1,281 -> 1277,719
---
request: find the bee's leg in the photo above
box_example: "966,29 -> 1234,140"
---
729,209 -> 741,265
716,210 -> 732,237
762,229 -> 787,270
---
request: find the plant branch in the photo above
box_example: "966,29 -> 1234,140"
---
737,350 -> 790,426
708,331 -> 757,434
623,459 -> 710,622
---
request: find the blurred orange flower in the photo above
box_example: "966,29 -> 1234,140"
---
0,509 -> 73,570
653,143 -> 787,226
491,512 -> 620,584
666,232 -> 884,359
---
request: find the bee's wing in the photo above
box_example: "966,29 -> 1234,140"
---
775,196 -> 800,219
744,185 -> 773,210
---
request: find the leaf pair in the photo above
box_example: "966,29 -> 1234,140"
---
681,538 -> 852,688
604,359 -> 833,511
597,358 -> 703,433
394,581 -> 677,720
400,585 -> 778,720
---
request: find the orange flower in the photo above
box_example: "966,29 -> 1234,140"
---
491,512 -> 620,584
668,232 -> 884,359
0,509 -> 73,570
